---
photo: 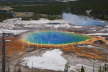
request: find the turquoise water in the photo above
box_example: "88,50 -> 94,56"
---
25,32 -> 90,45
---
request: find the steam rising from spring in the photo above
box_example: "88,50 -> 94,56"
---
63,13 -> 107,26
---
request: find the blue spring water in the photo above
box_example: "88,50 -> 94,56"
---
25,32 -> 90,45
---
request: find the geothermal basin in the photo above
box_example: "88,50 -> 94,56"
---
3,31 -> 106,60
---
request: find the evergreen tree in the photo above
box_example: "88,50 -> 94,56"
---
64,62 -> 70,72
81,66 -> 85,72
98,66 -> 102,72
103,64 -> 108,72
98,64 -> 108,72
17,67 -> 22,72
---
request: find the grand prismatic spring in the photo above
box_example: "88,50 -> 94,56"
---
22,31 -> 91,46
4,31 -> 106,60
20,32 -> 107,60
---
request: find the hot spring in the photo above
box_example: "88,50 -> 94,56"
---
23,32 -> 90,45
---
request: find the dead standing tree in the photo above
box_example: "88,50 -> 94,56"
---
1,33 -> 12,72
1,33 -> 6,72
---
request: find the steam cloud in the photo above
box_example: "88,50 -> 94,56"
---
63,13 -> 107,26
